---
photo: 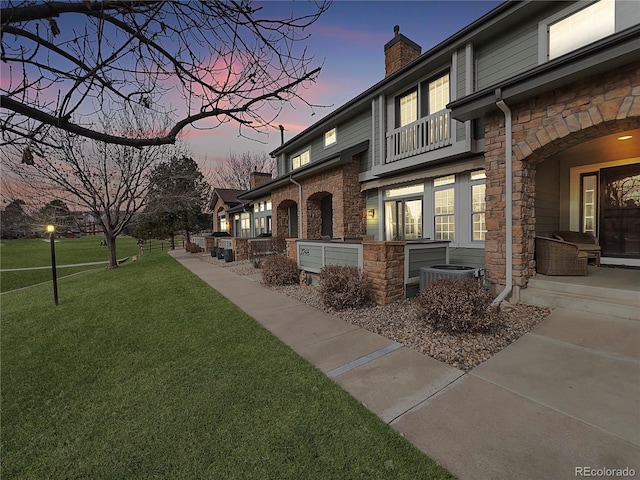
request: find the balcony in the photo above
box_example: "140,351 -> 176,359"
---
386,110 -> 451,163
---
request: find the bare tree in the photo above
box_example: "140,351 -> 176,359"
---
2,109 -> 180,268
1,0 -> 330,153
211,151 -> 275,190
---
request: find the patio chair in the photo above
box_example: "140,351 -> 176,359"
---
553,231 -> 601,266
535,236 -> 588,276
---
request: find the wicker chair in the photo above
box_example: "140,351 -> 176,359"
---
535,236 -> 588,276
553,231 -> 601,266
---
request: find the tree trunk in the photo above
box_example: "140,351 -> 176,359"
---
185,229 -> 191,243
170,232 -> 175,250
106,234 -> 118,269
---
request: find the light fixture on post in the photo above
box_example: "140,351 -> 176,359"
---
46,224 -> 59,306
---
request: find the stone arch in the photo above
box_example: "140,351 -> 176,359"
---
483,60 -> 640,290
306,191 -> 333,238
215,206 -> 225,232
275,198 -> 298,238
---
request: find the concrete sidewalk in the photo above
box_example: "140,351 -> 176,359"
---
169,250 -> 640,480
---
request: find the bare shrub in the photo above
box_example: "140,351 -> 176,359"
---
415,278 -> 505,333
271,235 -> 287,255
319,265 -> 372,310
185,242 -> 203,253
248,239 -> 271,268
261,254 -> 299,286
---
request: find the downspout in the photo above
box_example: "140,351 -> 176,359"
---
492,89 -> 513,306
289,176 -> 303,238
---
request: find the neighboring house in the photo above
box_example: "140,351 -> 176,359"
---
237,0 -> 640,302
210,188 -> 246,237
210,173 -> 274,238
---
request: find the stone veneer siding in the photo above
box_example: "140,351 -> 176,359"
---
484,61 -> 640,290
271,155 -> 365,240
363,241 -> 405,304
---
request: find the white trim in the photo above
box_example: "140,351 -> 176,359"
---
538,0 -> 608,64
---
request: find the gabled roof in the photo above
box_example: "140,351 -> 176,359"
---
209,188 -> 246,210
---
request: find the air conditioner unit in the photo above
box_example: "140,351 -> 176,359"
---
419,265 -> 477,290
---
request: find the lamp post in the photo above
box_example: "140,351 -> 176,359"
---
46,224 -> 59,306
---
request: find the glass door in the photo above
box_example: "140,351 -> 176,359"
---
384,199 -> 423,240
599,164 -> 640,258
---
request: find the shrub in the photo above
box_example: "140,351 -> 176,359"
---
261,254 -> 299,286
185,242 -> 203,253
248,239 -> 271,268
415,278 -> 505,334
271,234 -> 287,255
319,265 -> 372,310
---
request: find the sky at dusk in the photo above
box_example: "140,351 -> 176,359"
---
188,0 -> 503,173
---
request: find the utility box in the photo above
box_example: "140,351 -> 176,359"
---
419,265 -> 476,290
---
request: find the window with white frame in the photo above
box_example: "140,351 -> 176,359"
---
470,170 -> 486,241
240,213 -> 251,238
541,0 -> 615,62
427,73 -> 450,115
434,175 -> 455,241
253,199 -> 272,235
397,88 -> 418,127
291,150 -> 310,170
384,183 -> 424,241
220,216 -> 227,232
324,128 -> 337,147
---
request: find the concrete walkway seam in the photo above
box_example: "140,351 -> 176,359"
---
326,342 -> 404,379
528,332 -> 640,365
388,371 -> 467,424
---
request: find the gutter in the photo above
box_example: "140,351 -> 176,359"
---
492,89 -> 512,306
289,176 -> 303,238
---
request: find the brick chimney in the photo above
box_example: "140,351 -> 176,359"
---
384,25 -> 421,77
249,171 -> 273,189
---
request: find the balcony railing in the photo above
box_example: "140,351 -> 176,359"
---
386,110 -> 451,163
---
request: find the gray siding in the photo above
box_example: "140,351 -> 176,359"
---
277,110 -> 371,179
535,160 -> 560,235
325,246 -> 360,267
475,24 -> 538,90
299,244 -> 323,271
449,247 -> 485,269
617,0 -> 640,31
408,247 -> 448,278
366,190 -> 379,239
310,110 -> 371,169
456,47 -> 466,99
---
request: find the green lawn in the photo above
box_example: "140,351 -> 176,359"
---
0,236 -> 140,292
1,253 -> 454,479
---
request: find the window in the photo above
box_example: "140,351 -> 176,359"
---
324,128 -> 337,147
385,199 -> 422,241
240,213 -> 251,238
220,216 -> 227,232
581,173 -> 598,235
427,73 -> 450,115
385,183 -> 424,198
266,200 -> 272,210
542,0 -> 615,61
291,150 -> 310,170
396,88 -> 417,128
434,175 -> 455,241
470,170 -> 486,241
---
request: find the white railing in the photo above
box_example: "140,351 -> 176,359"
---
386,110 -> 451,163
